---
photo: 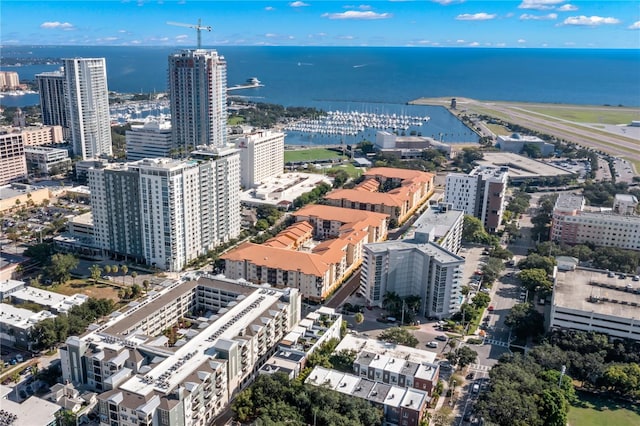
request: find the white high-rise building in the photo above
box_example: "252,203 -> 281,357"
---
125,119 -> 173,161
64,58 -> 112,159
36,69 -> 70,139
444,166 -> 508,232
168,49 -> 227,152
88,149 -> 240,271
235,130 -> 285,188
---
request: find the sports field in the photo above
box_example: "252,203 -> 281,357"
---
568,391 -> 640,426
284,148 -> 347,163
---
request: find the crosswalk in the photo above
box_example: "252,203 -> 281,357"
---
469,363 -> 491,372
484,338 -> 509,347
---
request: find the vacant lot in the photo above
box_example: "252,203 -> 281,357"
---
568,391 -> 640,426
41,279 -> 120,302
284,148 -> 346,163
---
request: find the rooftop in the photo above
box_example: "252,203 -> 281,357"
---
335,335 -> 437,365
0,385 -> 61,426
497,133 -> 545,143
11,287 -> 86,312
554,193 -> 585,212
0,279 -> 24,294
0,303 -> 57,328
294,204 -> 389,225
365,239 -> 464,265
410,204 -> 463,239
475,152 -> 574,180
363,167 -> 435,183
119,285 -> 286,395
553,267 -> 640,319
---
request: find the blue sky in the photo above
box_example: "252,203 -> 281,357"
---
2,0 -> 639,48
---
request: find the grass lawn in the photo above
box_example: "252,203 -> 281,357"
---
325,163 -> 363,179
568,391 -> 640,426
228,116 -> 245,125
41,279 -> 120,302
284,148 -> 346,163
485,122 -> 512,136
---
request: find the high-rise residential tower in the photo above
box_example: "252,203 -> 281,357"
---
36,69 -> 70,140
168,49 -> 227,152
64,58 -> 112,159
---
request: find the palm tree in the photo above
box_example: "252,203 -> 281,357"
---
104,265 -> 112,275
89,264 -> 102,284
131,271 -> 138,286
142,280 -> 150,293
121,265 -> 128,286
111,265 -> 119,275
354,312 -> 364,332
383,291 -> 402,316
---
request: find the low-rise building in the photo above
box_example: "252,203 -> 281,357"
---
0,303 -> 56,349
496,133 -> 555,157
550,267 -> 640,341
0,184 -> 51,212
24,146 -> 71,175
0,131 -> 27,185
0,384 -> 61,426
324,167 -> 434,225
10,285 -> 88,314
375,130 -> 454,157
0,279 -> 25,299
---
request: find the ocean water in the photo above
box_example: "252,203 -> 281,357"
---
2,46 -> 639,144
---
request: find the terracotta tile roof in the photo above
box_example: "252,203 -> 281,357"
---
293,204 -> 389,224
355,178 -> 380,192
264,221 -> 313,249
221,242 -> 332,277
324,188 -> 404,207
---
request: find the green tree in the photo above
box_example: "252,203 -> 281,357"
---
353,312 -> 364,331
517,254 -> 556,275
482,257 -> 505,284
55,409 -> 77,426
89,264 -> 102,284
121,265 -> 128,285
31,319 -> 58,351
131,271 -> 138,285
378,327 -> 418,347
505,303 -> 545,338
45,253 -> 79,284
518,268 -> 553,293
142,279 -> 150,292
255,219 -> 269,231
462,215 -> 489,243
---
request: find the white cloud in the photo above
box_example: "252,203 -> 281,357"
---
130,40 -> 142,44
455,13 -> 496,21
359,4 -> 372,10
40,21 -> 75,30
118,29 -> 127,33
562,15 -> 621,26
265,33 -> 277,37
517,38 -> 527,43
456,39 -> 465,43
495,42 -> 507,47
175,34 -> 188,40
103,36 -> 118,41
520,13 -> 557,20
629,21 -> 640,30
469,41 -> 480,47
337,35 -> 355,40
432,0 -> 464,5
322,11 -> 392,20
289,1 -> 309,7
265,6 -> 274,11
557,4 -> 578,12
518,0 -> 564,10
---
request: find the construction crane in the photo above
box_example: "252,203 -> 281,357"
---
166,19 -> 212,49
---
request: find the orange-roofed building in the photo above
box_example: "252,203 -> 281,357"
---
324,167 -> 434,225
293,204 -> 388,242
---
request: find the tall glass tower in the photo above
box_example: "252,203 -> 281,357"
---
168,49 -> 227,154
64,58 -> 113,159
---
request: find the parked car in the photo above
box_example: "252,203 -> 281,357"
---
487,306 -> 495,311
435,335 -> 448,341
15,354 -> 23,363
426,341 -> 438,348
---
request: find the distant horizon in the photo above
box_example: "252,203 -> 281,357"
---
3,44 -> 639,50
2,1 -> 639,49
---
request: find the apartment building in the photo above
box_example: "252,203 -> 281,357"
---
0,131 -> 27,185
305,335 -> 438,426
89,149 -> 240,271
260,307 -> 342,378
36,69 -> 69,139
234,130 -> 284,188
222,205 -> 388,301
550,267 -> 640,341
21,125 -> 65,146
0,303 -> 57,349
0,71 -> 20,90
24,146 -> 71,175
169,49 -> 227,151
126,120 -> 173,161
360,203 -> 465,318
551,193 -> 640,251
64,58 -> 112,159
59,275 -> 301,426
324,167 -> 434,225
444,166 -> 508,232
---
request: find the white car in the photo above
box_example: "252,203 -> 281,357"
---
426,341 -> 438,348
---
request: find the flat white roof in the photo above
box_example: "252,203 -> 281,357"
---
0,303 -> 56,328
11,287 -> 86,312
336,335 -> 437,364
0,384 -> 61,426
0,279 -> 24,294
119,288 -> 283,395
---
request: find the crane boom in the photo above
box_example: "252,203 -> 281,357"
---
166,18 -> 212,49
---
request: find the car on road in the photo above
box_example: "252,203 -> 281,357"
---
466,372 -> 475,380
15,354 -> 23,363
487,305 -> 495,311
472,383 -> 480,394
426,341 -> 438,348
435,335 -> 448,341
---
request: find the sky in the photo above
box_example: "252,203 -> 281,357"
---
1,0 -> 640,48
